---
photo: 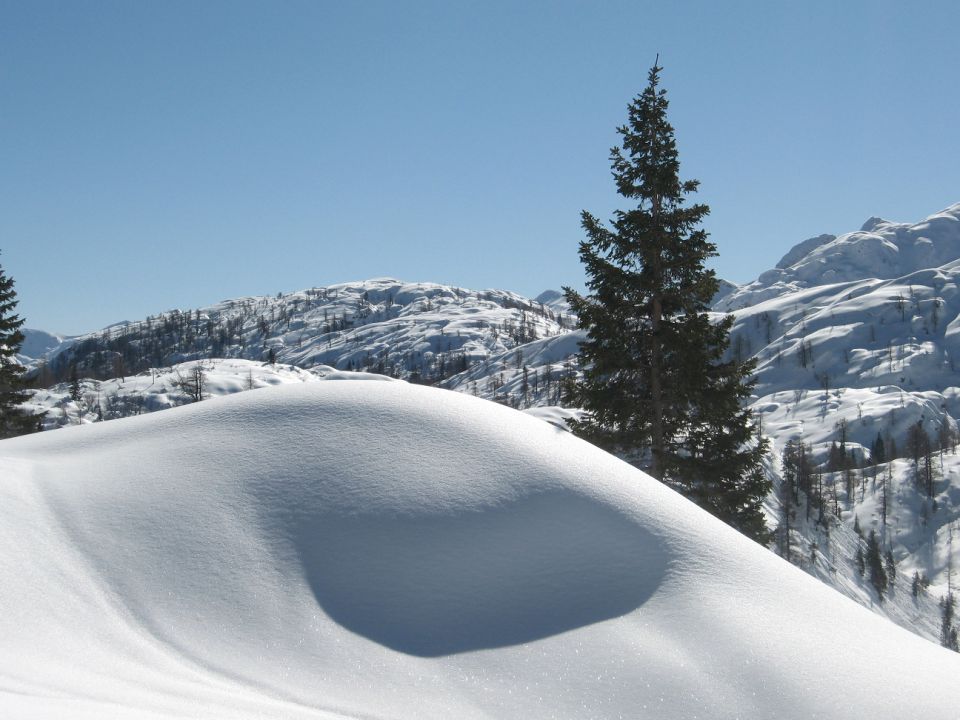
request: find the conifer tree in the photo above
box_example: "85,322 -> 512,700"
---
564,62 -> 770,542
0,255 -> 37,438
866,529 -> 888,600
940,592 -> 958,651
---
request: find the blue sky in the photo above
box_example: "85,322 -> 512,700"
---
2,0 -> 959,334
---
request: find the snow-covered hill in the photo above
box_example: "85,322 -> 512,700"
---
2,381 -> 958,719
32,279 -> 571,391
719,204 -> 960,646
718,203 -> 960,310
25,358 -> 331,429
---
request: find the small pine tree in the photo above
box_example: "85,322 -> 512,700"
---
69,365 -> 82,403
866,529 -> 888,600
777,442 -> 796,561
940,593 -> 959,651
783,438 -> 816,521
885,548 -> 896,586
871,432 -> 885,465
0,254 -> 38,438
906,419 -> 935,495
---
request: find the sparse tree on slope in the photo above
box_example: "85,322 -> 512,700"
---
563,62 -> 769,543
0,255 -> 38,438
866,529 -> 888,601
175,363 -> 206,403
941,592 -> 958,651
906,420 -> 936,497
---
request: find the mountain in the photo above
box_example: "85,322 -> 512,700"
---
2,380 -> 958,719
30,278 -> 572,394
718,203 -> 960,311
16,328 -> 69,364
18,202 -> 960,653
719,204 -> 960,646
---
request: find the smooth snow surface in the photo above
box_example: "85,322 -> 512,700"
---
1,382 -> 958,719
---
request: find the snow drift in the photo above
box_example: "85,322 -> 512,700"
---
1,381 -> 958,719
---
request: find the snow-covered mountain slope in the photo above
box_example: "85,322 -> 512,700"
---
32,278 -> 572,389
729,263 -> 960,397
533,288 -> 571,315
718,203 -> 960,311
16,328 -> 69,364
705,205 -> 960,646
2,381 -> 958,719
25,358 -> 330,429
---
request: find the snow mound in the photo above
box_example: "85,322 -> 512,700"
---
2,382 -> 959,718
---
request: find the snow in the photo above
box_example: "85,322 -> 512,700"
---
17,227 -> 960,652
15,328 -> 68,364
25,359 -> 327,429
14,200 -> 960,667
27,279 -> 573,402
718,203 -> 960,311
1,380 -> 959,718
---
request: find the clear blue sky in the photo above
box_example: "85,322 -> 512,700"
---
2,0 -> 958,335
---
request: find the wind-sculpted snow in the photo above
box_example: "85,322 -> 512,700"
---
2,381 -> 959,718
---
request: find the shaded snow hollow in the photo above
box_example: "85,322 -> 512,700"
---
1,382 -> 959,719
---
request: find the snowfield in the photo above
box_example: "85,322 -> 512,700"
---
1,381 -> 958,719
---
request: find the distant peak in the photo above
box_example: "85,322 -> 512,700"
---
775,233 -> 836,270
860,217 -> 889,232
535,290 -> 563,304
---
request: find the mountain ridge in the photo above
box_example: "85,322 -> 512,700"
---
720,203 -> 960,312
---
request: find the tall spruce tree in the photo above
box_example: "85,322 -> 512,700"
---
564,62 -> 770,542
0,254 -> 37,438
